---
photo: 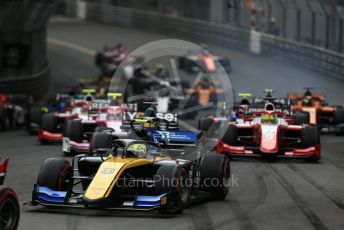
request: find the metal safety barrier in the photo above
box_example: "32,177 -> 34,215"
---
62,0 -> 344,81
0,64 -> 49,99
0,0 -> 59,100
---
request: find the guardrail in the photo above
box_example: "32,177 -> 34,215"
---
0,64 -> 49,99
0,1 -> 59,100
63,0 -> 344,81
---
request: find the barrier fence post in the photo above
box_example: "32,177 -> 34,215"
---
296,10 -> 301,41
339,18 -> 343,52
266,0 -> 272,33
318,0 -> 330,49
279,0 -> 287,38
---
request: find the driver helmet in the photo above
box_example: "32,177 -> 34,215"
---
126,143 -> 148,158
304,89 -> 312,100
103,44 -> 112,52
144,105 -> 157,117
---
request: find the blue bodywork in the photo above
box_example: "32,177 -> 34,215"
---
134,194 -> 167,207
148,130 -> 197,143
33,186 -> 167,209
34,186 -> 67,203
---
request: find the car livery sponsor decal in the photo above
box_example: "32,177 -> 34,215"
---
150,130 -> 197,143
124,111 -> 178,122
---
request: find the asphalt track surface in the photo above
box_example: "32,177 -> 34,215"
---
2,17 -> 344,230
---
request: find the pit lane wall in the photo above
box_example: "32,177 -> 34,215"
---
0,1 -> 58,99
62,0 -> 344,81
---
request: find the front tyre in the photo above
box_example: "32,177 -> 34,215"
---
0,186 -> 20,230
37,158 -> 72,191
302,125 -> 320,162
154,164 -> 190,214
295,111 -> 310,125
200,153 -> 230,200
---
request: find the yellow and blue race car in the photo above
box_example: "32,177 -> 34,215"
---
27,127 -> 230,213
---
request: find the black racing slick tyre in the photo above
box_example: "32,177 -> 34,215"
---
94,126 -> 114,133
198,117 -> 213,131
200,153 -> 230,200
222,125 -> 238,146
334,109 -> 344,125
154,164 -> 190,214
41,114 -> 57,133
302,125 -> 320,148
64,120 -> 83,142
178,57 -> 186,70
89,132 -> 112,156
0,109 -> 10,132
0,187 -> 20,230
37,158 -> 72,191
295,111 -> 310,125
28,106 -> 42,134
302,126 -> 320,162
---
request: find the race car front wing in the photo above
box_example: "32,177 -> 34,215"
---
27,185 -> 168,211
216,140 -> 321,159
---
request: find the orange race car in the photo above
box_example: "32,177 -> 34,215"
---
288,88 -> 344,133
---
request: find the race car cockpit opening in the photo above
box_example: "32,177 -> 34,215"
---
265,103 -> 275,111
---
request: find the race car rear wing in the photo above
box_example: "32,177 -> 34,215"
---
288,93 -> 325,101
121,119 -> 178,132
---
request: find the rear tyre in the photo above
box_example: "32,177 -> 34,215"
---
334,109 -> 344,125
198,117 -> 213,131
27,106 -> 42,134
0,187 -> 20,230
295,111 -> 310,125
200,153 -> 230,200
302,125 -> 320,162
0,110 -> 9,132
37,158 -> 72,191
154,164 -> 190,214
40,114 -> 58,144
94,126 -> 114,133
178,57 -> 185,70
41,114 -> 57,133
89,132 -> 112,156
64,120 -> 83,142
222,125 -> 238,146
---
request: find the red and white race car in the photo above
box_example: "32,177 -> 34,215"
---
62,105 -> 130,155
37,99 -> 89,144
216,103 -> 321,161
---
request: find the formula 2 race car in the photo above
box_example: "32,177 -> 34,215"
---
289,87 -> 344,133
38,91 -> 105,144
0,157 -> 20,230
27,136 -> 230,213
0,94 -> 26,132
216,103 -> 321,161
179,46 -> 231,73
62,104 -> 129,155
26,93 -> 73,135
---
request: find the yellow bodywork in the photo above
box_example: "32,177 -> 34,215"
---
84,157 -> 153,200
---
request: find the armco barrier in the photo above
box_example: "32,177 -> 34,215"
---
0,64 -> 49,99
1,1 -> 59,100
62,0 -> 344,81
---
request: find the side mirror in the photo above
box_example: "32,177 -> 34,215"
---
93,148 -> 111,160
